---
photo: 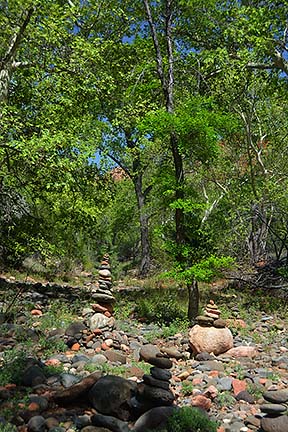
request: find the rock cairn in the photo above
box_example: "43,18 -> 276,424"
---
189,300 -> 234,355
196,300 -> 226,328
259,389 -> 288,432
137,346 -> 175,410
91,254 -> 115,312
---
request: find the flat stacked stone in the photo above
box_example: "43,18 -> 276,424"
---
91,254 -> 115,308
137,346 -> 175,409
260,389 -> 288,432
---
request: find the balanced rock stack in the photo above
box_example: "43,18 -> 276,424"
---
91,254 -> 115,311
189,300 -> 234,356
259,389 -> 288,432
196,300 -> 226,328
137,345 -> 175,411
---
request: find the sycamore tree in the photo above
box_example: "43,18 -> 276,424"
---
0,1 -> 111,266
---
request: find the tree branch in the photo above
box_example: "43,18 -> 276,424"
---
1,7 -> 34,69
143,0 -> 166,89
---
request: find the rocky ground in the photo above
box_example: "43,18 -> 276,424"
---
0,274 -> 287,432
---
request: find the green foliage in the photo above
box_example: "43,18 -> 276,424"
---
164,406 -> 218,432
0,350 -> 29,386
181,381 -> 194,396
136,291 -> 187,325
182,256 -> 234,283
165,255 -> 234,284
216,391 -> 236,409
0,424 -> 17,432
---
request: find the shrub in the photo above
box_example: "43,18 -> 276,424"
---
165,406 -> 218,432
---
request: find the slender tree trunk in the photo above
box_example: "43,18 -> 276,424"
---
134,175 -> 151,277
187,279 -> 199,323
143,0 -> 199,315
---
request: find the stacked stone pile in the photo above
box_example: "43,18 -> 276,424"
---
91,254 -> 115,310
189,300 -> 234,355
137,345 -> 175,411
196,300 -> 226,328
259,389 -> 288,432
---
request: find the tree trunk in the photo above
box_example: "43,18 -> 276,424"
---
187,279 -> 199,324
134,175 -> 151,277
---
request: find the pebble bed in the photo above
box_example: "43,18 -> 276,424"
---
0,275 -> 287,432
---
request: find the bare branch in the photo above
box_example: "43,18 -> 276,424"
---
143,0 -> 166,89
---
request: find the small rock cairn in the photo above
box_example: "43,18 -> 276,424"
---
137,354 -> 175,409
189,300 -> 234,355
259,389 -> 288,432
92,254 -> 115,312
196,300 -> 226,328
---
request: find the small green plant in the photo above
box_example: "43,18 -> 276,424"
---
135,291 -> 186,325
216,391 -> 235,408
0,422 -> 18,432
38,336 -> 67,357
162,318 -> 190,338
0,349 -> 28,386
44,363 -> 64,376
181,381 -> 194,395
164,406 -> 218,432
247,382 -> 264,400
84,362 -> 127,376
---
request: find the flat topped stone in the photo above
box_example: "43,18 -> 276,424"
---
261,415 -> 288,432
263,389 -> 288,403
205,312 -> 220,319
260,403 -> 287,414
196,315 -> 214,325
138,384 -> 175,406
99,269 -> 112,278
148,357 -> 173,369
213,318 -> 226,328
150,367 -> 172,381
143,374 -> 170,390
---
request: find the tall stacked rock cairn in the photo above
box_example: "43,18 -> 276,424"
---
189,300 -> 234,356
259,389 -> 288,432
92,253 -> 115,313
136,347 -> 175,413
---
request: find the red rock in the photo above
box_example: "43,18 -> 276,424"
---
92,303 -> 108,313
125,366 -> 144,378
192,377 -> 202,385
209,370 -> 219,378
93,328 -> 103,336
101,342 -> 110,351
45,359 -> 61,367
217,427 -> 225,432
223,346 -> 258,358
172,376 -> 181,382
28,402 -> 39,411
191,395 -> 211,411
227,318 -> 247,328
203,385 -> 218,399
84,334 -> 95,344
104,311 -> 112,318
31,309 -> 42,316
5,384 -> 17,390
232,379 -> 246,396
71,343 -> 80,351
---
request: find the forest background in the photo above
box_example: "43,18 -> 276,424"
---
1,0 -> 288,320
